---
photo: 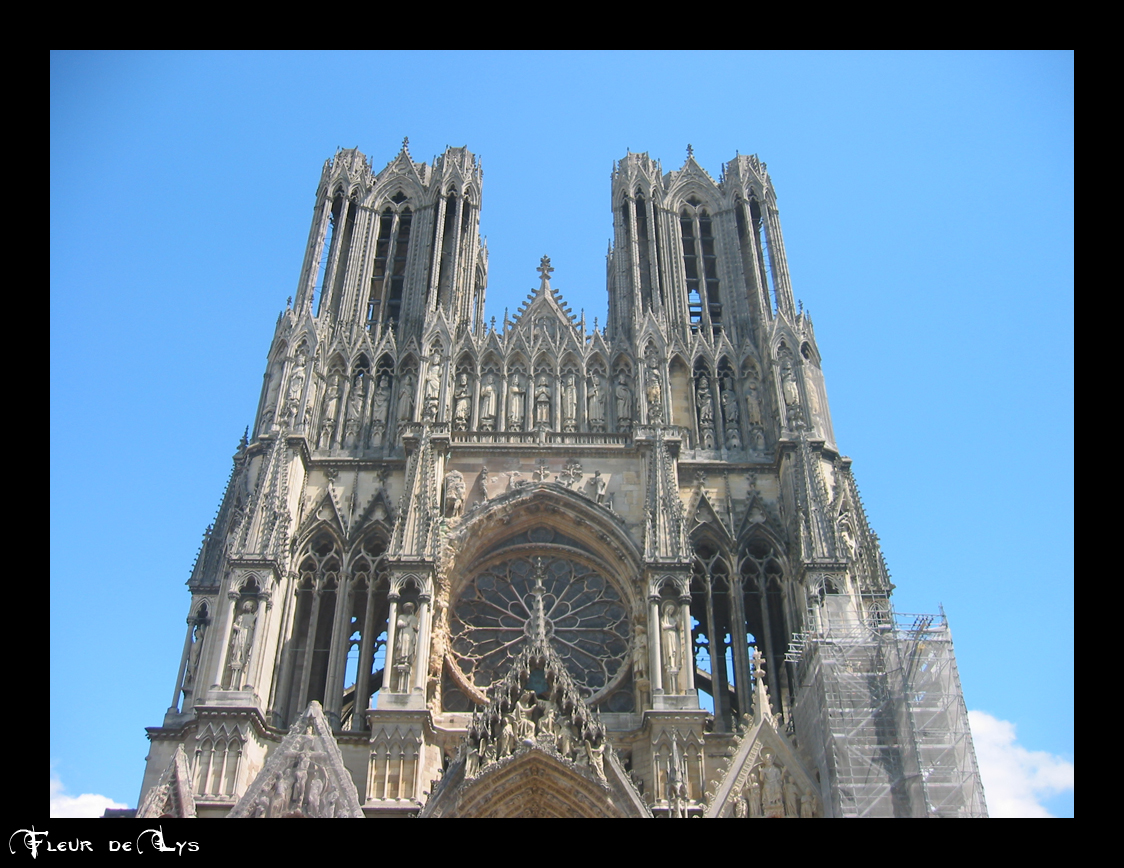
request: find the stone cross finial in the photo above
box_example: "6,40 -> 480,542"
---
402,136 -> 410,151
686,144 -> 694,158
537,255 -> 554,283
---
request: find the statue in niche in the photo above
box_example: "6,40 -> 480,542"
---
534,374 -> 551,427
734,794 -> 748,818
697,378 -> 716,448
444,469 -> 466,517
307,777 -> 324,816
633,622 -> 647,681
393,602 -> 419,692
722,380 -> 739,427
371,375 -> 391,427
744,376 -> 762,427
660,599 -> 682,694
615,376 -> 632,428
285,348 -> 308,425
562,373 -> 577,431
537,700 -> 558,740
585,734 -> 607,782
479,375 -> 497,430
780,354 -> 802,426
587,374 -> 606,431
452,372 -> 471,430
183,619 -> 206,689
499,712 -> 516,756
319,376 -> 341,447
760,754 -> 784,817
343,386 -> 364,448
422,357 -> 442,422
592,470 -> 608,503
227,599 -> 257,686
800,788 -> 816,818
508,373 -> 525,429
645,365 -> 663,421
396,372 -> 415,424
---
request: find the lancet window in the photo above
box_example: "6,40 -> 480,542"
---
366,201 -> 413,332
193,729 -> 242,798
689,536 -> 789,729
679,198 -> 722,335
276,532 -> 390,731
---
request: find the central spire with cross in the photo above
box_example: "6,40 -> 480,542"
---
537,255 -> 554,288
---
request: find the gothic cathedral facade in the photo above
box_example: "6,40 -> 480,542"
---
136,144 -> 987,818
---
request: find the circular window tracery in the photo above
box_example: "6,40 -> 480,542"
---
450,553 -> 630,700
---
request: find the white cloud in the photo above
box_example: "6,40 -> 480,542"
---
969,710 -> 1074,818
50,771 -> 129,819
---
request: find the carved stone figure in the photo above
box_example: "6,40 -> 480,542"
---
480,375 -> 497,430
615,377 -> 632,426
500,713 -> 516,756
444,469 -> 466,517
477,465 -> 490,503
534,375 -> 551,427
585,735 -> 607,781
734,794 -> 748,818
745,377 -> 762,426
393,602 -> 419,692
800,788 -> 816,818
633,622 -> 648,681
697,377 -> 715,448
422,358 -> 442,422
453,372 -> 471,430
661,599 -> 682,694
397,372 -> 415,423
646,366 -> 663,420
783,773 -> 799,818
227,599 -> 257,684
562,373 -> 577,430
761,754 -> 784,817
371,375 -> 391,427
184,619 -> 206,689
587,374 -> 605,431
747,776 -> 763,817
515,690 -> 537,741
508,373 -> 525,428
593,470 -> 608,503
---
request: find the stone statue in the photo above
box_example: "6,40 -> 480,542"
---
184,619 -> 206,689
645,366 -> 663,420
745,377 -> 762,427
423,357 -> 441,422
800,787 -> 816,818
721,382 -> 739,427
477,465 -> 490,503
761,754 -> 784,817
562,373 -> 577,430
697,378 -> 715,448
508,373 -> 525,428
499,712 -> 516,756
479,375 -> 497,430
661,599 -> 681,694
585,735 -> 607,781
371,375 -> 391,426
587,374 -> 605,431
515,690 -> 537,741
534,375 -> 551,427
734,794 -> 748,818
453,372 -> 471,430
747,776 -> 763,817
615,377 -> 632,426
593,470 -> 608,503
444,469 -> 466,517
633,622 -> 648,681
397,372 -> 415,423
393,602 -> 419,692
783,773 -> 799,818
228,599 -> 257,683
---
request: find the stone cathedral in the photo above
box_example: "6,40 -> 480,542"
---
136,143 -> 987,819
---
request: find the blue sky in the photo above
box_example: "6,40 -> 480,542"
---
50,51 -> 1073,817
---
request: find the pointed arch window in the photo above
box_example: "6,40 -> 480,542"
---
679,198 -> 722,336
367,204 -> 413,333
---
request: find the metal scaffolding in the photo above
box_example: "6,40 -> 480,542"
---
788,608 -> 987,818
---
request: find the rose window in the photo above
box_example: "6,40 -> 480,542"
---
450,554 -> 630,700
